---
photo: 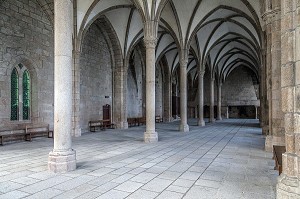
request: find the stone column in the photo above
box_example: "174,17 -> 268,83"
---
198,69 -> 205,126
72,50 -> 81,137
263,6 -> 285,152
277,0 -> 300,197
144,21 -> 158,142
163,75 -> 172,122
209,77 -> 215,123
114,65 -> 128,129
217,82 -> 222,120
179,49 -> 189,132
226,106 -> 229,119
255,106 -> 258,120
48,0 -> 76,173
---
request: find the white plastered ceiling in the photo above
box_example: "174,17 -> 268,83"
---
76,0 -> 262,81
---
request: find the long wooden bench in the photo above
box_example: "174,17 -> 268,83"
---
127,117 -> 146,127
89,120 -> 104,132
273,145 -> 286,175
0,129 -> 26,146
138,117 -> 146,125
127,118 -> 137,127
89,120 -> 115,132
25,124 -> 53,141
102,119 -> 115,130
155,115 -> 163,123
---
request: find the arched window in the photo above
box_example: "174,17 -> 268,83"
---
11,68 -> 19,120
10,65 -> 32,121
23,70 -> 30,120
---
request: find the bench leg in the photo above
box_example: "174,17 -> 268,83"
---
0,136 -> 3,146
48,131 -> 53,138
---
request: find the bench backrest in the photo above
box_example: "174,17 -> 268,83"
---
26,124 -> 49,133
0,129 -> 25,135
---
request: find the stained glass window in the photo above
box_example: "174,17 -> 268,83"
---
11,68 -> 19,120
23,70 -> 30,120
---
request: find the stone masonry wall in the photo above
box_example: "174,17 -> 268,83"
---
155,65 -> 163,117
0,0 -> 54,128
221,66 -> 259,106
79,23 -> 112,132
127,50 -> 144,118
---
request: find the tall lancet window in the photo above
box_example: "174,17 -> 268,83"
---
11,67 -> 19,121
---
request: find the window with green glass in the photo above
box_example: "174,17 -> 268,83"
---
11,68 -> 19,120
23,70 -> 30,120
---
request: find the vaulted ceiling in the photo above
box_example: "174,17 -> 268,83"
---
38,0 -> 264,84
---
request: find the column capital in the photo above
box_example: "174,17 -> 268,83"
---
180,57 -> 188,67
262,9 -> 281,24
144,20 -> 158,49
143,37 -> 157,49
199,70 -> 205,77
179,48 -> 189,68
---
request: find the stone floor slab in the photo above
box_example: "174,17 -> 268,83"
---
0,119 -> 276,199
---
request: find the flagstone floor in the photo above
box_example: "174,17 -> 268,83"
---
0,119 -> 277,199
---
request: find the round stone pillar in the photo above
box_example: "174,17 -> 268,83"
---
209,77 -> 215,123
217,83 -> 222,121
198,69 -> 205,126
48,0 -> 76,173
226,106 -> 229,119
144,21 -> 158,143
179,49 -> 189,132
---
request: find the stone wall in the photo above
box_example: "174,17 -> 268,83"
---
155,65 -> 163,117
0,0 -> 54,128
127,50 -> 145,118
201,66 -> 259,107
79,23 -> 112,132
189,66 -> 260,118
221,66 -> 259,106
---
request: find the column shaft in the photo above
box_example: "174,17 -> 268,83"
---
198,70 -> 205,126
277,0 -> 300,197
263,8 -> 285,152
217,83 -> 222,120
179,50 -> 189,132
144,21 -> 158,142
48,0 -> 76,173
210,78 -> 215,123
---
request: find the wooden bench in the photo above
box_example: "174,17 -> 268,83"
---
89,120 -> 105,132
138,117 -> 146,126
127,118 -> 137,127
127,117 -> 146,127
25,124 -> 53,141
89,119 -> 115,132
102,119 -> 115,130
0,129 -> 26,146
155,115 -> 163,123
273,145 -> 286,175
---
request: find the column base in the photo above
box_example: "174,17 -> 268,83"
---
216,116 -> 222,121
163,117 -> 173,122
198,120 -> 205,126
209,118 -> 216,123
277,174 -> 300,198
115,121 -> 128,129
262,125 -> 269,135
179,124 -> 189,132
73,128 -> 81,137
144,131 -> 158,143
48,149 -> 76,173
265,135 -> 285,152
